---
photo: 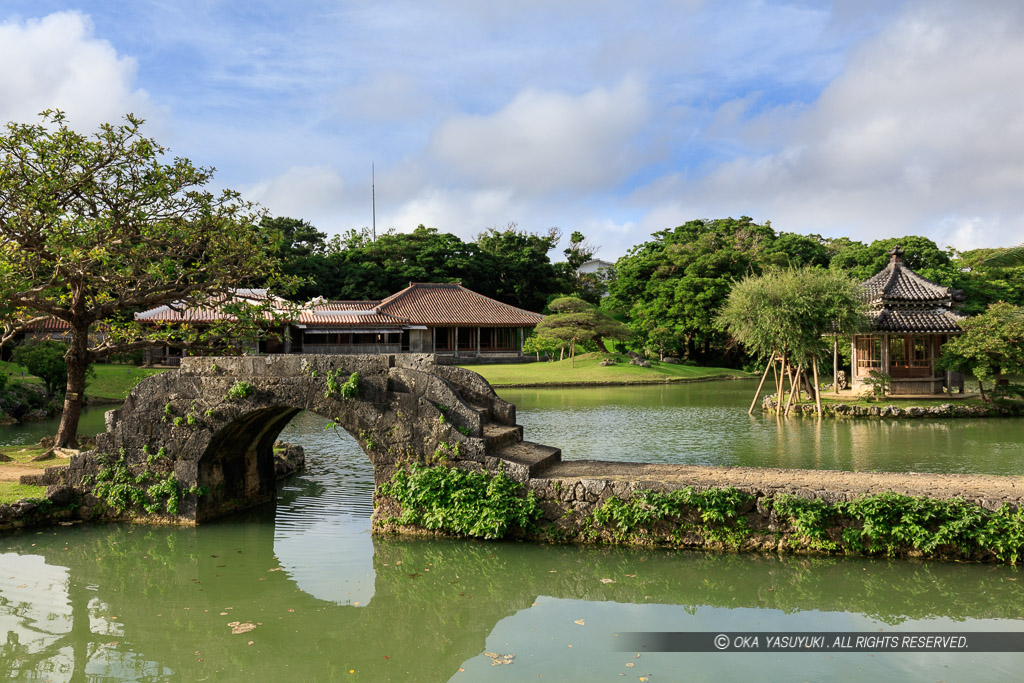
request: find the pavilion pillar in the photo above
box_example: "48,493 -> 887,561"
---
850,338 -> 857,383
477,326 -> 481,357
880,334 -> 889,375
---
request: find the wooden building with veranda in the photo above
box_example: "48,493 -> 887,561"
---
850,246 -> 966,395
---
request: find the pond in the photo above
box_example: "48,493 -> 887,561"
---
2,385 -> 1024,680
501,381 -> 1024,475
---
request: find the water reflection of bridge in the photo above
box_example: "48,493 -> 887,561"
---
4,511 -> 1023,681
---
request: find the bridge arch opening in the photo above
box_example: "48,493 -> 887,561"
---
196,406 -> 372,522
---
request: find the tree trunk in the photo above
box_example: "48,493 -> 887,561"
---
832,336 -> 839,392
978,378 -> 988,403
55,325 -> 90,448
813,355 -> 822,417
559,346 -> 564,362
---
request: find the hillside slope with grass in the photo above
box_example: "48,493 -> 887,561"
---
460,353 -> 752,387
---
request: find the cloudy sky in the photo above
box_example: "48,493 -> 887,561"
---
2,1 -> 1022,258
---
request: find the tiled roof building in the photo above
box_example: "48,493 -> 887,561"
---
851,247 -> 966,395
136,283 -> 542,364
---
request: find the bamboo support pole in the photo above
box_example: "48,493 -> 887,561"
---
784,362 -> 802,416
748,353 -> 775,415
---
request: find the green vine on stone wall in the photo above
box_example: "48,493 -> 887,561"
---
587,487 -> 753,546
772,492 -> 1024,562
84,448 -> 207,516
378,464 -> 541,539
226,380 -> 254,400
325,370 -> 359,399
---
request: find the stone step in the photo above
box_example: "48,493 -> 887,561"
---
483,423 -> 523,451
492,441 -> 562,481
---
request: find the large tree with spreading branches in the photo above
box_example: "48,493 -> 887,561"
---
0,111 -> 296,446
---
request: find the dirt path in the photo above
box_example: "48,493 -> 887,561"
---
0,465 -> 46,482
541,461 -> 1024,507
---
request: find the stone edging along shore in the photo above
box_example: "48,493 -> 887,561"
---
375,461 -> 1024,564
485,374 -> 752,389
761,395 -> 1024,418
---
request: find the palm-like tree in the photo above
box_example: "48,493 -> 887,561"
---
978,244 -> 1024,267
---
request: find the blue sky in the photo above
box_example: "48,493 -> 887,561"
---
2,1 -> 1022,258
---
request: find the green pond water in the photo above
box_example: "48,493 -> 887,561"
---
2,382 -> 1024,680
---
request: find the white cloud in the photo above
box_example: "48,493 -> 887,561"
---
244,165 -> 347,227
430,78 -> 650,195
0,11 -> 154,130
653,0 -> 1024,250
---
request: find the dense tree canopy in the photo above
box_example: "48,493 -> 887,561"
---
0,111 -> 294,446
939,302 -> 1024,401
474,226 -> 565,310
607,217 -> 780,364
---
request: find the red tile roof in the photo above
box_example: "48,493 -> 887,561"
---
135,284 -> 543,328
135,289 -> 291,323
22,317 -> 71,331
377,283 -> 544,326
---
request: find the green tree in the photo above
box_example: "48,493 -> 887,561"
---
719,268 -> 864,415
11,340 -> 94,396
534,296 -> 632,366
829,236 -> 958,284
521,333 -> 562,361
474,225 -> 563,310
0,111 -> 295,446
976,244 -> 1024,268
938,302 -> 1024,402
608,217 -> 776,364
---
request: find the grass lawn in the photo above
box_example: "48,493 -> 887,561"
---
460,352 -> 753,387
2,361 -> 167,401
0,445 -> 52,504
85,364 -> 168,400
0,481 -> 46,503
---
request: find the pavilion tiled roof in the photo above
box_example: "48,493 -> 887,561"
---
859,247 -> 966,334
376,283 -> 544,327
860,249 -> 955,304
868,308 -> 966,333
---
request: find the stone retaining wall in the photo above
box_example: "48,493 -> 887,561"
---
762,395 -> 1024,418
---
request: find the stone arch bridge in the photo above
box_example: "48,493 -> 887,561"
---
56,355 -> 561,523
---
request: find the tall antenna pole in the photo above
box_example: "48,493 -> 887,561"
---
371,163 -> 376,242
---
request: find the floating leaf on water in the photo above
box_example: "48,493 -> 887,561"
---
574,619 -> 585,625
228,621 -> 258,635
600,578 -> 616,584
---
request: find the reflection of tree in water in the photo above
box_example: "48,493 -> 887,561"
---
3,523 -> 1023,681
1,553 -> 171,681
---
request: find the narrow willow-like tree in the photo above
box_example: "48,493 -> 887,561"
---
0,111 -> 297,446
534,296 -> 632,367
719,268 -> 863,415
